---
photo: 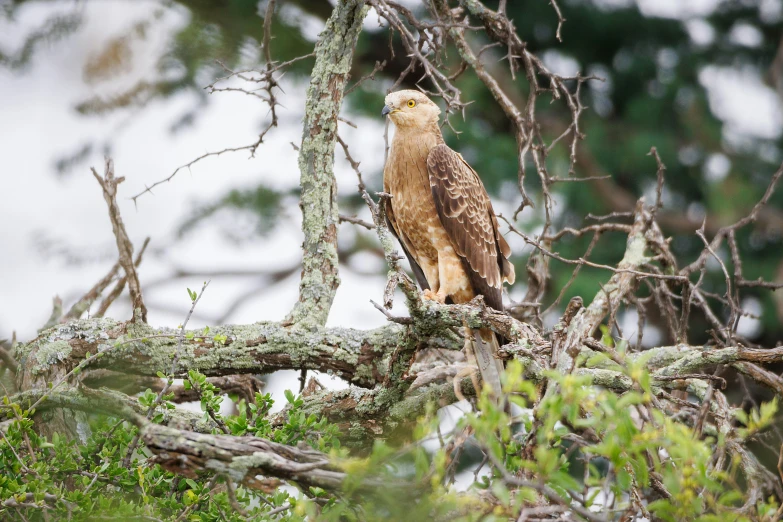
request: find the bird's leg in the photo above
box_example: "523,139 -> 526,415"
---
428,249 -> 473,304
422,289 -> 447,303
419,260 -> 445,302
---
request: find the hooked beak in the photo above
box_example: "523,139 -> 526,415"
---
381,105 -> 392,116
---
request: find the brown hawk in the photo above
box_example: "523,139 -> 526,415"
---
382,90 -> 515,402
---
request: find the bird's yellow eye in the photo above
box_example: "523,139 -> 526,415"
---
407,99 -> 416,108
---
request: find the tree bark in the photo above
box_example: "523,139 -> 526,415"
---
289,0 -> 369,327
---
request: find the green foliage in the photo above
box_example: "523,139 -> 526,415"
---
735,398 -> 779,440
307,358 -> 779,521
2,355 -> 781,520
0,387 -> 339,521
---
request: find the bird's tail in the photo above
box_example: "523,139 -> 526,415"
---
468,327 -> 505,406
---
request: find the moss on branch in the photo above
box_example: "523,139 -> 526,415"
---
16,319 -> 419,389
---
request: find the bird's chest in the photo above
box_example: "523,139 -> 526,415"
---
384,143 -> 447,261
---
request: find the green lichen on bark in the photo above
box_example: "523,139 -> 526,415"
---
412,299 -> 546,348
289,0 -> 370,328
18,318 -> 438,390
282,380 -> 471,447
15,317 -> 118,375
31,340 -> 72,374
573,368 -> 633,391
654,347 -> 737,378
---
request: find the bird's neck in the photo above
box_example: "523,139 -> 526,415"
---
391,121 -> 444,149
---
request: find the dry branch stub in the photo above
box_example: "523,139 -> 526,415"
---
90,158 -> 147,323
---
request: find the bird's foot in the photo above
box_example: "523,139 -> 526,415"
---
422,289 -> 447,303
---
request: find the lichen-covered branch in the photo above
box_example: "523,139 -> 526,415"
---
143,422 -> 349,491
18,290 -> 559,394
272,380 -> 472,446
16,319 -> 428,390
4,387 -> 215,434
273,339 -> 783,447
413,299 -> 549,349
289,0 -> 369,327
16,310 -> 783,434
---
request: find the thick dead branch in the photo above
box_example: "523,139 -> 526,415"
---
17,319 -> 457,390
142,423 -> 372,492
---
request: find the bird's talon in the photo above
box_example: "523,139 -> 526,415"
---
422,289 -> 447,303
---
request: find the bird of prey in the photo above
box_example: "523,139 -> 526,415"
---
382,90 -> 515,403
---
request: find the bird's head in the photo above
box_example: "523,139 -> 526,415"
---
382,90 -> 441,128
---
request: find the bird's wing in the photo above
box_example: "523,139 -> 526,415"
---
427,144 -> 514,311
385,197 -> 431,291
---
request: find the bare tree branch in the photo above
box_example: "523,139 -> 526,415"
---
91,158 -> 147,323
94,237 -> 150,318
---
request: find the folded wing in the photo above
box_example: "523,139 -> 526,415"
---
426,144 -> 515,311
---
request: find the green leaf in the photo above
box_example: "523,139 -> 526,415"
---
183,489 -> 197,506
491,481 -> 510,506
617,468 -> 632,490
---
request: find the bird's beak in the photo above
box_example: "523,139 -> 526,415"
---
381,105 -> 392,116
